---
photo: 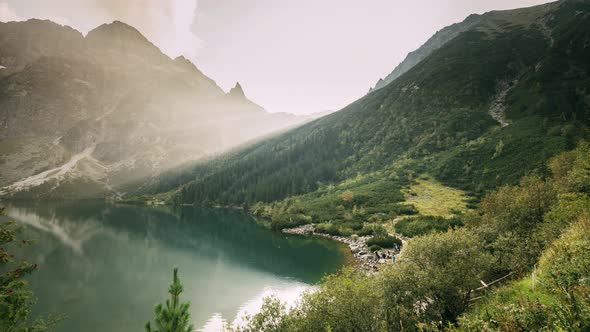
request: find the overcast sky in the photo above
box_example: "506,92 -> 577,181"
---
1,0 -> 552,114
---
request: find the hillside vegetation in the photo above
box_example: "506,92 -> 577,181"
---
233,140 -> 590,331
146,0 -> 589,212
146,5 -> 590,328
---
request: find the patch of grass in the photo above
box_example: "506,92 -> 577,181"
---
403,175 -> 471,216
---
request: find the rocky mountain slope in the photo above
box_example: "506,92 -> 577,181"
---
0,20 -> 306,199
371,13 -> 482,91
147,0 -> 589,206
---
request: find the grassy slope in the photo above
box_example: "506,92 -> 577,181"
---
403,175 -> 470,217
145,1 -> 590,229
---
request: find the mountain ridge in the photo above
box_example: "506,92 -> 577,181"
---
144,0 -> 589,211
371,0 -> 561,92
371,13 -> 483,91
0,19 -> 311,199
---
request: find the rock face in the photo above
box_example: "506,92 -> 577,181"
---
0,19 -> 307,199
228,82 -> 247,99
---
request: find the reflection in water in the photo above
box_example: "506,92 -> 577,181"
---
201,284 -> 312,331
3,202 -> 346,332
231,284 -> 313,326
7,208 -> 113,254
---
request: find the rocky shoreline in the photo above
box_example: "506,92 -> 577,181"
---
282,224 -> 400,272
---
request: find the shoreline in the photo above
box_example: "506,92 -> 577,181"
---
282,224 -> 400,272
116,202 -> 401,272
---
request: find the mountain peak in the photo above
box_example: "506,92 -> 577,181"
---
85,21 -> 168,63
228,82 -> 246,99
174,55 -> 192,64
87,20 -> 147,42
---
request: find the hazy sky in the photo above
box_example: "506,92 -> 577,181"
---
1,0 -> 551,114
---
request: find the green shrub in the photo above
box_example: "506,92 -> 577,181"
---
382,228 -> 493,327
396,204 -> 419,215
395,215 -> 463,238
455,295 -> 555,331
346,222 -> 364,231
338,228 -> 353,237
357,224 -> 387,236
466,175 -> 558,275
290,269 -> 383,331
314,223 -> 335,235
366,236 -> 401,249
369,245 -> 382,252
537,214 -> 590,330
464,197 -> 480,210
315,223 -> 353,237
456,213 -> 590,331
0,213 -> 62,331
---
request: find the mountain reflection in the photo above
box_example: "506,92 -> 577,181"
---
4,202 -> 346,332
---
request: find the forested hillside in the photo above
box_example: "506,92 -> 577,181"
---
232,139 -> 590,332
147,0 -> 589,207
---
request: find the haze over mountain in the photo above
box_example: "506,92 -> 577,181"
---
143,0 -> 589,209
0,0 -> 553,116
0,19 -> 310,199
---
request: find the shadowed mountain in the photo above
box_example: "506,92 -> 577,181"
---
0,19 -> 309,199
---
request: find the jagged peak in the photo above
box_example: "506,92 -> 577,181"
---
224,81 -> 265,112
228,82 -> 246,99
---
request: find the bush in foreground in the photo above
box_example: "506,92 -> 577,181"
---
0,208 -> 62,332
395,215 -> 463,238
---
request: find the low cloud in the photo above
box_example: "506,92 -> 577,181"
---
94,0 -> 200,59
0,2 -> 22,22
0,0 -> 201,60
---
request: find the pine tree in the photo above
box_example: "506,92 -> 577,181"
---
0,208 -> 62,331
145,268 -> 194,332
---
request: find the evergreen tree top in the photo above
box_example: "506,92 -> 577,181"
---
145,268 -> 194,332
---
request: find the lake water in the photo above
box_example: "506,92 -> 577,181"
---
2,202 -> 348,331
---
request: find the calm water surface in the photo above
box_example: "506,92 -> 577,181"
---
3,202 -> 347,331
